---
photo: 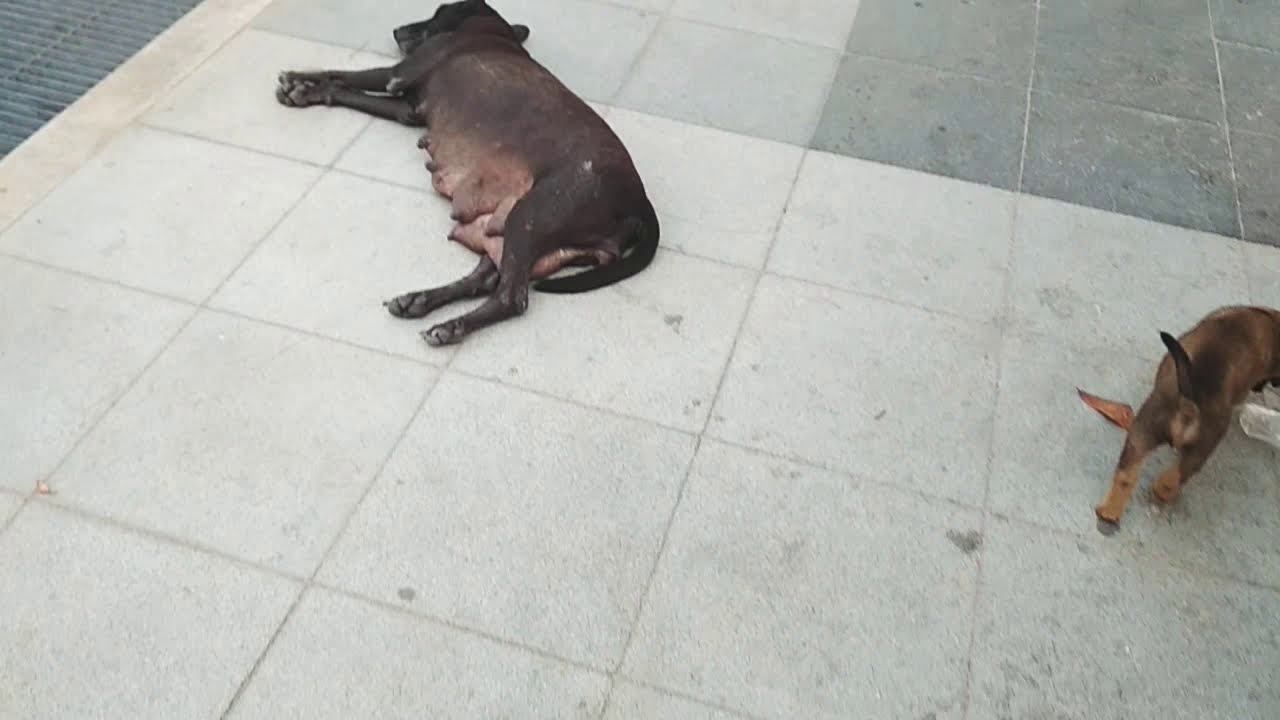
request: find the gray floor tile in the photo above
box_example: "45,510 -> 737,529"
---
1245,243 -> 1280,307
623,441 -> 977,720
1233,130 -> 1280,246
49,311 -> 432,576
669,0 -> 861,49
0,503 -> 299,719
1,127 -> 321,301
145,31 -> 378,165
607,108 -> 804,269
211,171 -> 474,363
1035,11 -> 1222,123
317,374 -> 695,668
989,332 -> 1280,587
451,250 -> 756,431
0,259 -> 191,494
1006,196 -> 1247,358
1045,0 -> 1213,34
0,492 -> 22,527
1220,42 -> 1280,139
334,121 -> 430,189
228,588 -> 609,719
813,55 -> 1025,190
1022,92 -> 1238,235
605,683 -> 746,720
489,0 -> 661,102
971,518 -> 1280,720
847,0 -> 1036,84
615,19 -> 839,145
252,0 -> 421,51
708,275 -> 1000,505
1213,0 -> 1280,51
770,150 -> 1016,323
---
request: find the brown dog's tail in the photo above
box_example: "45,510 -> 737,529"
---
1077,388 -> 1135,430
533,197 -> 660,294
1158,331 -> 1199,401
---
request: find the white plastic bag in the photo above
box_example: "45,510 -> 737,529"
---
1240,386 -> 1280,449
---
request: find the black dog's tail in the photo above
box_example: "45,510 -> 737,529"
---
533,198 -> 660,294
1159,331 -> 1199,402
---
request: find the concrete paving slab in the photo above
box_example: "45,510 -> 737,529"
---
0,502 -> 299,719
211,170 -> 473,363
489,0 -> 662,102
608,108 -> 803,269
0,492 -> 22,528
989,331 -> 1280,587
669,0 -> 861,49
604,682 -> 747,720
616,19 -> 839,145
1,126 -> 321,301
813,54 -> 1026,190
622,441 -> 977,720
847,0 -> 1037,84
226,588 -> 609,719
1035,8 -> 1222,123
1006,196 -> 1247,359
145,30 -> 378,165
1022,93 -> 1238,236
770,150 -> 1016,323
1213,0 -> 1280,51
452,250 -> 756,431
970,517 -> 1280,719
709,274 -> 1000,505
252,0 -> 422,52
1233,130 -> 1280,246
317,373 -> 695,668
0,258 -> 192,494
334,121 -> 430,190
47,311 -> 433,576
1245,242 -> 1280,307
1220,42 -> 1280,139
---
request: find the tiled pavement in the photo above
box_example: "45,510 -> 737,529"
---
1,1 -> 1280,719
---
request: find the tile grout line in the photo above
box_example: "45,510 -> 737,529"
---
1014,0 -> 1041,195
218,365 -> 444,719
600,149 -> 808,718
606,10 -> 666,107
962,0 -> 1038,695
1205,0 -> 1247,241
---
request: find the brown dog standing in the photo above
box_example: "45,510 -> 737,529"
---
1078,306 -> 1280,534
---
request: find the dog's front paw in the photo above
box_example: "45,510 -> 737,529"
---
275,72 -> 328,107
422,320 -> 466,346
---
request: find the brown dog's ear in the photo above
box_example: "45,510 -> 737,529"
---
1077,388 -> 1135,430
511,24 -> 530,42
1159,331 -> 1198,401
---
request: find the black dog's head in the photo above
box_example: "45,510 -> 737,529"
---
393,0 -> 530,55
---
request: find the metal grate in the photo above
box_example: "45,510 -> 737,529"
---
0,0 -> 205,157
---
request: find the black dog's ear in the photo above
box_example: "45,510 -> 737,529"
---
511,24 -> 530,42
1159,331 -> 1198,401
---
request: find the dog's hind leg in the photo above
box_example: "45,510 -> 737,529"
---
1095,428 -> 1158,533
384,257 -> 498,319
1153,422 -> 1228,504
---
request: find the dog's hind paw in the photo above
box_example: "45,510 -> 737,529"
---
422,320 -> 465,347
384,292 -> 430,319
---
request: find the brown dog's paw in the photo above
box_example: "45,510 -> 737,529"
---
1094,505 -> 1121,536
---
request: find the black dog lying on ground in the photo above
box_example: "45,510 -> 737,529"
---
275,0 -> 660,346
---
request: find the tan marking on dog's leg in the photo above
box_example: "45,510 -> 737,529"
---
1095,433 -> 1155,530
1152,465 -> 1183,504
